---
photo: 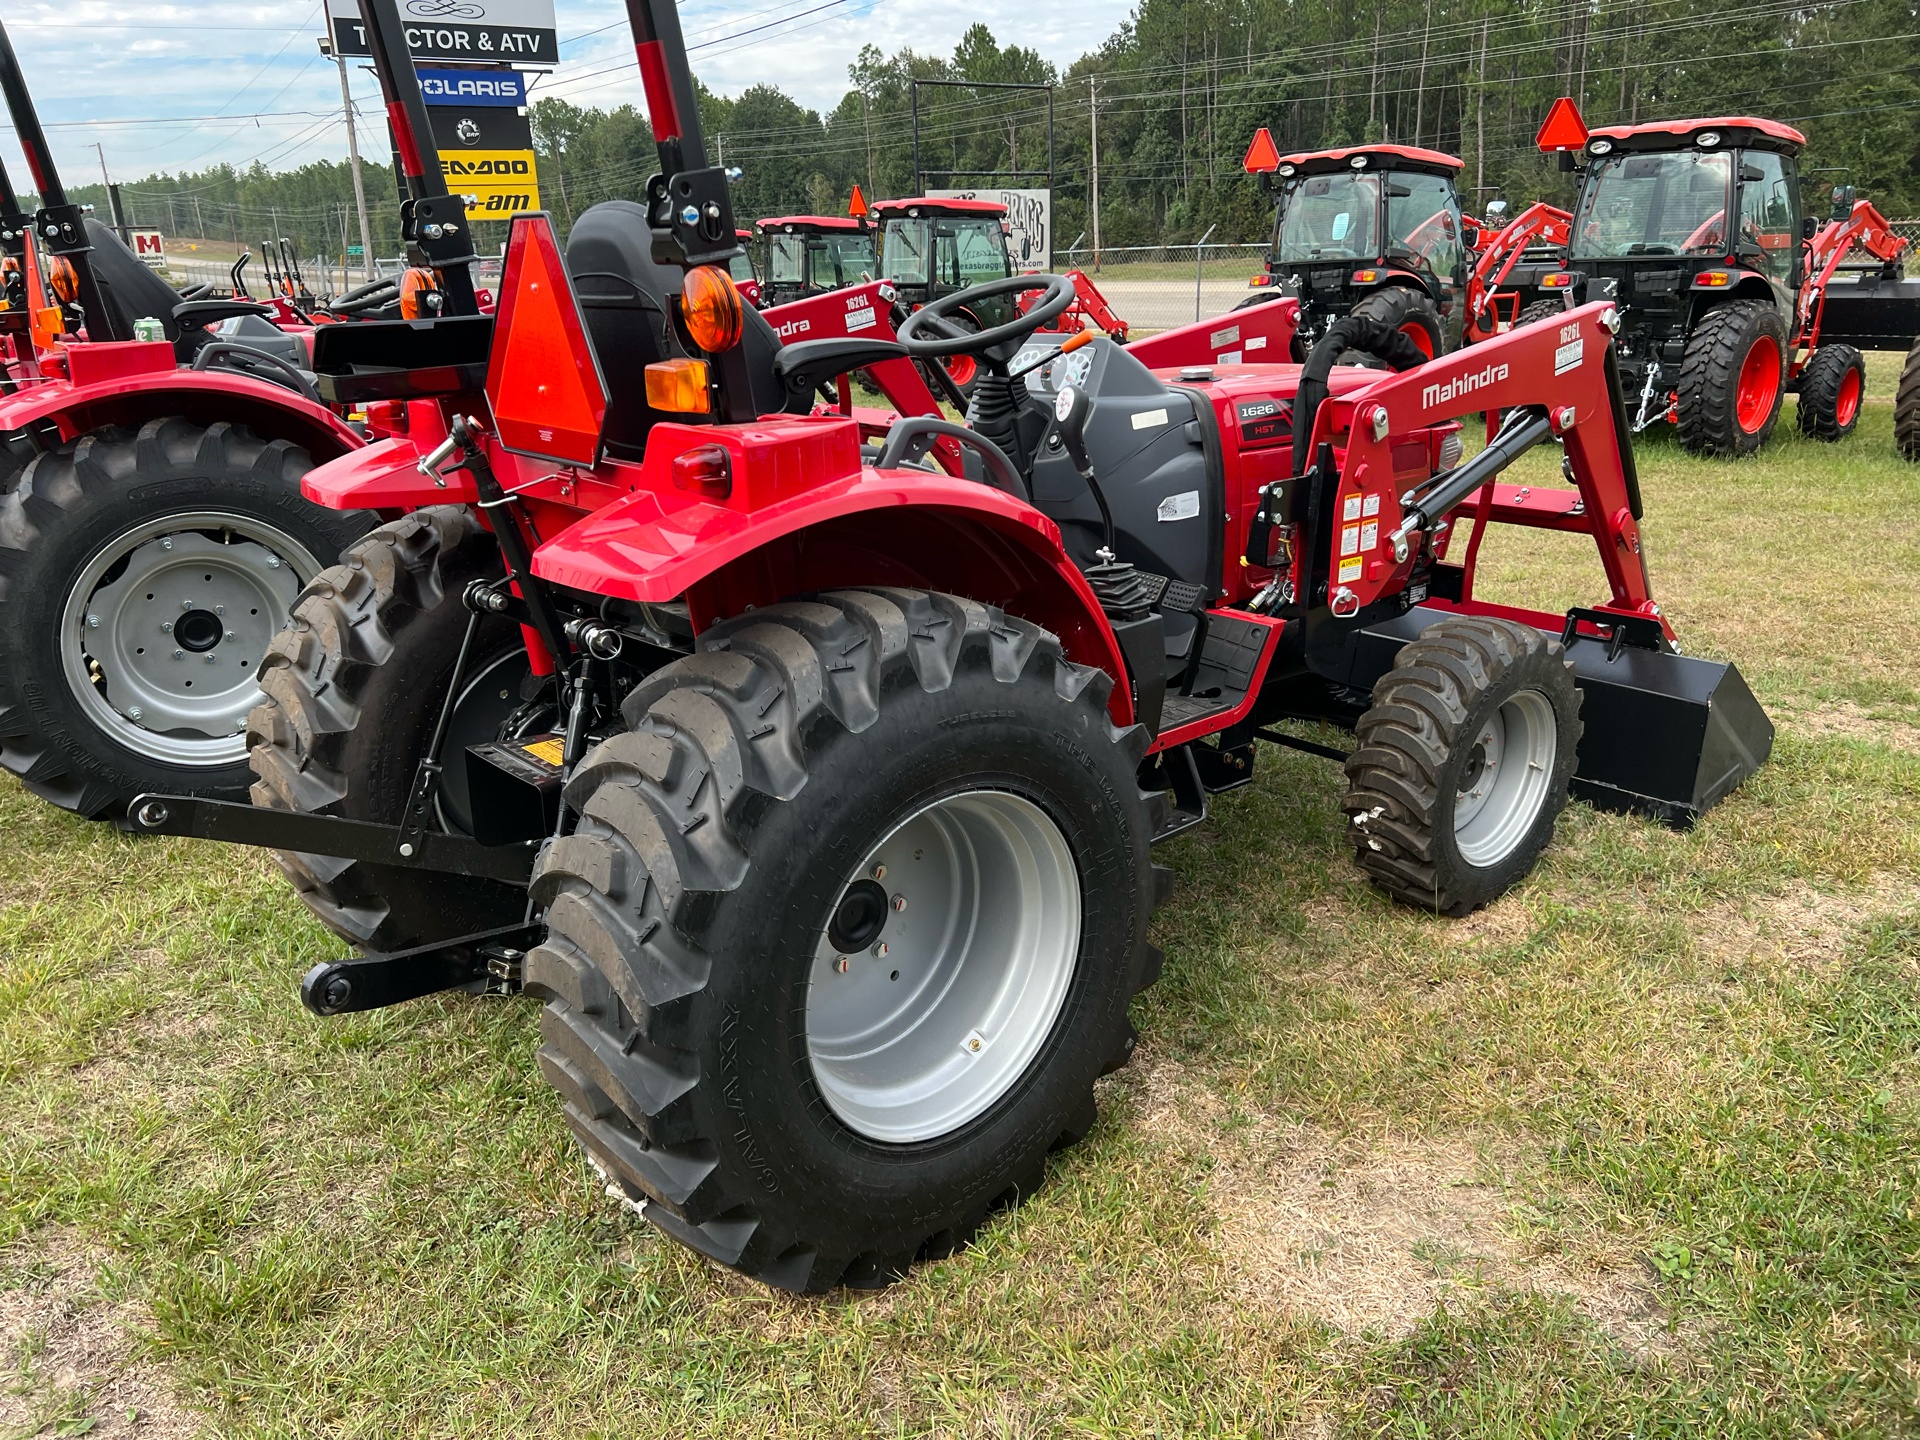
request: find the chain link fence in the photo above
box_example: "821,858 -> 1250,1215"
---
1054,242 -> 1268,335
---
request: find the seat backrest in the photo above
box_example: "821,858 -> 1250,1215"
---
81,219 -> 189,340
565,201 -> 802,462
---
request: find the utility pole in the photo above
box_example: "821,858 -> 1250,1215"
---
1088,74 -> 1101,273
320,36 -> 377,283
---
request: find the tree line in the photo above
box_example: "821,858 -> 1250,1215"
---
62,0 -> 1920,265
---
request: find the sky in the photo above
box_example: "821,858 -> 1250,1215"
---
0,0 -> 1119,186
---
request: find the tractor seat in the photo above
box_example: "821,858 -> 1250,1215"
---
79,218 -> 195,343
565,200 -> 805,463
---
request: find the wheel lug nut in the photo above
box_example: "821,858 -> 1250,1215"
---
204,654 -> 217,664
833,956 -> 849,974
160,538 -> 173,550
871,863 -> 886,880
872,942 -> 889,959
265,556 -> 281,569
891,893 -> 907,913
172,650 -> 183,660
180,599 -> 193,611
160,622 -> 172,634
214,605 -> 225,615
86,613 -> 100,629
127,706 -> 143,722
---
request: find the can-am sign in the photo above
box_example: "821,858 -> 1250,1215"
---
927,188 -> 1051,269
326,0 -> 557,64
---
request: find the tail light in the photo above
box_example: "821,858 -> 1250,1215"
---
1352,268 -> 1379,284
1695,271 -> 1731,288
645,356 -> 711,413
681,265 -> 744,353
671,443 -> 732,497
1541,272 -> 1575,288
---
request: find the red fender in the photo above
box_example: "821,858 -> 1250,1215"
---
0,363 -> 362,462
529,415 -> 1135,723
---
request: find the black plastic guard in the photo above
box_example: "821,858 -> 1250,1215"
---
1354,606 -> 1774,827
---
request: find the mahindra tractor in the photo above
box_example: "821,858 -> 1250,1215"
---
1240,131 -> 1471,360
1517,102 -> 1920,454
0,1 -> 497,822
755,214 -> 875,307
126,0 -> 1768,1293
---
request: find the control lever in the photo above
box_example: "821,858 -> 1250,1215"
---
1054,385 -> 1163,626
417,432 -> 461,486
1052,384 -> 1116,560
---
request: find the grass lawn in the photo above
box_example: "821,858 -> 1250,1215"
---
2,379 -> 1918,1438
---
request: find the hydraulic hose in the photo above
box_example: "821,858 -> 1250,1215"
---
1290,313 -> 1428,478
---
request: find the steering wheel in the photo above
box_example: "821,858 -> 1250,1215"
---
896,274 -> 1078,361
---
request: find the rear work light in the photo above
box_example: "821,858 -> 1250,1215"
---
1696,271 -> 1731,287
646,357 -> 712,413
671,443 -> 732,497
1542,272 -> 1574,288
681,264 -> 745,353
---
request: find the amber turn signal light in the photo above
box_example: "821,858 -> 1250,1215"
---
1352,269 -> 1379,284
671,443 -> 732,498
681,264 -> 745,353
645,357 -> 711,413
1696,271 -> 1730,287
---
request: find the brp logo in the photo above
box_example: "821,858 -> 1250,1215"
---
454,117 -> 482,145
407,1 -> 487,18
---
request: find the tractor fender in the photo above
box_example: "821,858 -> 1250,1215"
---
0,369 -> 361,462
530,460 -> 1136,724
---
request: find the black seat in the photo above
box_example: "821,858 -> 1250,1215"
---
80,218 -> 192,341
564,200 -> 803,462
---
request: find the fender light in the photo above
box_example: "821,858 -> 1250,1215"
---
1249,272 -> 1273,286
1352,269 -> 1380,283
645,357 -> 712,413
671,442 -> 732,498
1541,272 -> 1574,287
682,264 -> 745,353
1694,271 -> 1731,287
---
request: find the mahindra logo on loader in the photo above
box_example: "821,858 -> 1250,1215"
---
1422,361 -> 1509,409
777,318 -> 811,338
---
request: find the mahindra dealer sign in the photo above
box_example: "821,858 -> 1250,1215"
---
327,0 -> 557,64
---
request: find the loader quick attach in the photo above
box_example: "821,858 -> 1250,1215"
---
128,0 -> 1770,1293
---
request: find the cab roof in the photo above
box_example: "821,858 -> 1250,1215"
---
1586,117 -> 1805,155
1275,144 -> 1463,179
755,215 -> 868,233
868,197 -> 1008,219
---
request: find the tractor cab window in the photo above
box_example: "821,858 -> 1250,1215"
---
881,218 -> 932,286
1736,150 -> 1796,283
809,234 -> 876,289
1571,150 -> 1733,259
728,251 -> 758,284
1276,173 -> 1380,262
1386,171 -> 1465,280
939,219 -> 1012,288
769,234 -> 809,285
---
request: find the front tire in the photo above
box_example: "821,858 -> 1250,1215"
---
1795,344 -> 1866,442
1675,300 -> 1787,456
248,506 -> 531,951
1896,336 -> 1920,460
526,589 -> 1166,1291
1343,616 -> 1581,915
0,420 -> 374,818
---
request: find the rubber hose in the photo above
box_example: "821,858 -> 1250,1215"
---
1290,314 -> 1429,478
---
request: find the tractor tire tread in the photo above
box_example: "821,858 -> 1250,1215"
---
1674,299 -> 1786,456
1795,344 -> 1866,441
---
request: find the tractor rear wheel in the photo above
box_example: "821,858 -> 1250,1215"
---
526,589 -> 1165,1291
1350,286 -> 1444,359
247,506 -> 531,952
1795,344 -> 1866,442
0,420 -> 374,819
1514,298 -> 1567,330
1675,300 -> 1787,456
1894,337 -> 1920,460
1343,615 -> 1581,915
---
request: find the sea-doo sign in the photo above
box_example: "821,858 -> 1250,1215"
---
327,0 -> 558,65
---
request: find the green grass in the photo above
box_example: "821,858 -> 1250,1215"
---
2,388 -> 1918,1438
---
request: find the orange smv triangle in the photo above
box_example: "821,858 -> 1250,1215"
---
485,213 -> 609,468
1243,127 -> 1281,174
848,183 -> 869,217
1536,97 -> 1589,152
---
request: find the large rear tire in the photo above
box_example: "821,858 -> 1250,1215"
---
1894,336 -> 1920,460
1795,344 -> 1866,442
526,589 -> 1167,1291
247,506 -> 531,951
1675,300 -> 1787,456
1343,616 -> 1581,915
0,420 -> 374,819
1350,286 -> 1444,359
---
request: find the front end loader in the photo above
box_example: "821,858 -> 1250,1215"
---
131,0 -> 1770,1294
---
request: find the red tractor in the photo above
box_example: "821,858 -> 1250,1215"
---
0,0 -> 491,821
1241,131 -> 1472,359
1519,103 -> 1920,454
132,0 -> 1770,1292
726,228 -> 762,307
754,214 -> 876,307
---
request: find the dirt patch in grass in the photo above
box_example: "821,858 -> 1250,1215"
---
1784,700 -> 1920,755
0,1234 -> 197,1438
1131,1062 -> 1667,1354
1694,873 -> 1920,973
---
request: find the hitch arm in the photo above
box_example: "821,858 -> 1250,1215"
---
125,794 -> 538,885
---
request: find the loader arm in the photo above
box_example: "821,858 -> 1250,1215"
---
1796,199 -> 1911,355
1467,202 -> 1572,328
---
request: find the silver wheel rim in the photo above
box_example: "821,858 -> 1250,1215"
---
59,511 -> 321,768
805,790 -> 1081,1144
1452,688 -> 1557,867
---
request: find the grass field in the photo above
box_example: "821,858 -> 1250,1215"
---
3,372 -> 1918,1438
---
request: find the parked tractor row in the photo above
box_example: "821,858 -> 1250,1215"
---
2,0 -> 1831,1294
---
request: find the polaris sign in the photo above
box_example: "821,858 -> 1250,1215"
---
419,68 -> 528,108
326,0 -> 558,64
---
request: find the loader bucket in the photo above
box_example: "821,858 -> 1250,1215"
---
1811,276 -> 1920,350
1359,607 -> 1774,827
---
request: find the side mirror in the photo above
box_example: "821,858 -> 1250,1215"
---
1486,199 -> 1509,219
1802,215 -> 1819,240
